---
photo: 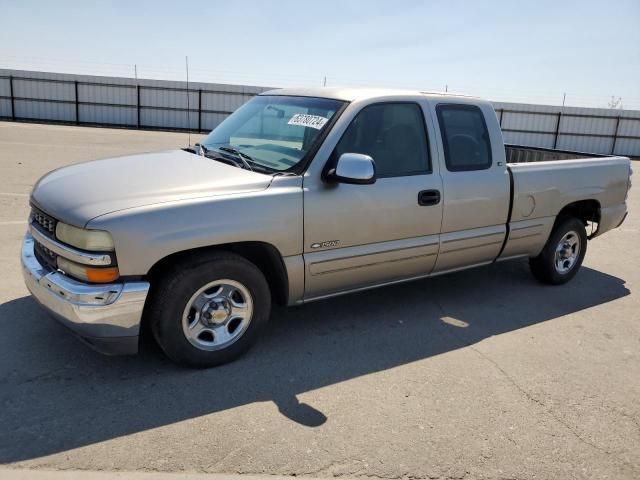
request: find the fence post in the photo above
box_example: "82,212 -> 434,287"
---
9,75 -> 15,121
553,112 -> 562,149
136,85 -> 141,129
198,89 -> 202,132
611,116 -> 621,155
74,81 -> 80,125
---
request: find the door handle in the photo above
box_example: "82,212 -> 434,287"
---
418,189 -> 441,206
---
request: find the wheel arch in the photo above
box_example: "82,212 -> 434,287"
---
145,241 -> 290,306
555,199 -> 601,237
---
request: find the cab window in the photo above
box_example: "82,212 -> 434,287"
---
436,104 -> 492,171
333,102 -> 431,177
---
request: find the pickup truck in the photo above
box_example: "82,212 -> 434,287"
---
22,88 -> 632,367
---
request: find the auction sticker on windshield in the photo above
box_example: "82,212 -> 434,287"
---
287,114 -> 328,130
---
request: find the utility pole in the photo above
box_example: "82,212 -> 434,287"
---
562,92 -> 566,107
445,84 -> 448,92
135,64 -> 140,129
323,76 -> 327,87
185,56 -> 191,146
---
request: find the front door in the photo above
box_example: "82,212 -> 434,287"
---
303,101 -> 443,300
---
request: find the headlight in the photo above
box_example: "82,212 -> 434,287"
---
57,257 -> 120,283
55,222 -> 114,251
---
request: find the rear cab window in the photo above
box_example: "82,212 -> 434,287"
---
436,104 -> 492,171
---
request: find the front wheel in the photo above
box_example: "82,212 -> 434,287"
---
148,251 -> 271,368
529,216 -> 587,285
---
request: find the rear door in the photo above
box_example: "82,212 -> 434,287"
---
430,102 -> 510,272
302,100 -> 443,299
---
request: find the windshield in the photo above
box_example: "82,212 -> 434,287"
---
201,95 -> 345,172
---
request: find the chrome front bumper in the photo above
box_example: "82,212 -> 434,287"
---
21,233 -> 150,355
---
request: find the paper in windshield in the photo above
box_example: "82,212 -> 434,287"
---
287,114 -> 328,130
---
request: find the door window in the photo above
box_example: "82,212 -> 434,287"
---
333,102 -> 431,177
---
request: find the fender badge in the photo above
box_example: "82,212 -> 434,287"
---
311,240 -> 340,249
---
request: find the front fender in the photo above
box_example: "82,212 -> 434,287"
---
87,178 -> 303,276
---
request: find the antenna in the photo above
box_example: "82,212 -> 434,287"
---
185,56 -> 191,147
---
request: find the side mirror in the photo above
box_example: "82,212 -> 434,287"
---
326,153 -> 376,185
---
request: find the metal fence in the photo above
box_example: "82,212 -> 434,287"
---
493,101 -> 640,157
0,69 -> 269,132
1,69 -> 639,157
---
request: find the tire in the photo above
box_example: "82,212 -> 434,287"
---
529,216 -> 587,285
148,251 -> 271,368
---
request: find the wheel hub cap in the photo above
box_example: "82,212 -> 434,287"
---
202,300 -> 232,325
181,279 -> 254,351
554,230 -> 580,274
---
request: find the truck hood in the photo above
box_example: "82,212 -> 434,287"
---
31,149 -> 273,226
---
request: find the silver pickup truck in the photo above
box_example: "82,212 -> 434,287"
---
22,88 -> 632,367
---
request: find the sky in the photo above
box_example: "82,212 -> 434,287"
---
1,0 -> 639,109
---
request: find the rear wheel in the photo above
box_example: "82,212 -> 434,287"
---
529,216 -> 587,285
148,251 -> 271,368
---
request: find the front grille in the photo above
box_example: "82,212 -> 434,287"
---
31,207 -> 57,237
30,206 -> 59,271
34,240 -> 58,271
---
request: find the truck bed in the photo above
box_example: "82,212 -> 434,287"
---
505,144 -> 604,164
500,146 -> 630,261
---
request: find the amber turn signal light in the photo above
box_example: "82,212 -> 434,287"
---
85,267 -> 120,283
57,257 -> 120,283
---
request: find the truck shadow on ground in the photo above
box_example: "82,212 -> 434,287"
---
0,260 -> 630,462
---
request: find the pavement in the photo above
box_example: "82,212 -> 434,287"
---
0,121 -> 639,480
0,470 -> 304,480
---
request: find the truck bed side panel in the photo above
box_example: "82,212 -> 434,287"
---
501,157 -> 630,258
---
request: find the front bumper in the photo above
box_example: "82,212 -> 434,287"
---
21,233 -> 150,355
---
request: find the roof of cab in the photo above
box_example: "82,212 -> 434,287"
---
260,86 -> 479,103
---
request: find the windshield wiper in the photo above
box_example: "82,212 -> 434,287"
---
217,146 -> 279,174
217,147 -> 255,172
194,143 -> 251,171
196,143 -> 278,174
